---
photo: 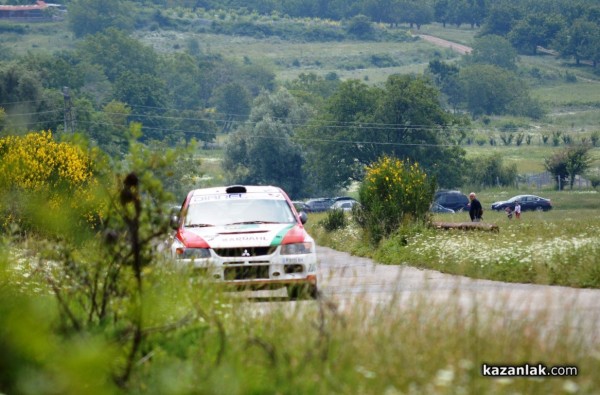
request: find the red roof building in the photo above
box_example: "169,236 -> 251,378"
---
0,1 -> 63,21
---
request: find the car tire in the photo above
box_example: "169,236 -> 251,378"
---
288,284 -> 319,300
535,206 -> 543,212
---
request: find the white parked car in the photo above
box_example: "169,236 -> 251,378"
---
330,200 -> 359,212
169,185 -> 319,299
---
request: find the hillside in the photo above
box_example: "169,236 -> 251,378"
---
1,5 -> 600,192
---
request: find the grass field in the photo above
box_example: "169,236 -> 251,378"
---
307,188 -> 600,288
137,30 -> 459,85
464,144 -> 600,174
0,21 -> 74,55
3,252 -> 599,394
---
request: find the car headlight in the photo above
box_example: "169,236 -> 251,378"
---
175,247 -> 211,259
280,242 -> 313,255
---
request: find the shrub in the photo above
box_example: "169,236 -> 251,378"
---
588,174 -> 600,189
515,133 -> 524,146
552,131 -> 562,146
470,154 -> 518,187
357,156 -> 435,244
499,133 -> 513,145
0,131 -> 99,233
565,71 -> 577,83
591,131 -> 599,147
542,134 -> 549,144
319,208 -> 347,232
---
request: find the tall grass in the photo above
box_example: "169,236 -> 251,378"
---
3,253 -> 599,394
307,191 -> 600,288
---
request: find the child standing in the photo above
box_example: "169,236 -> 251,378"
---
505,206 -> 513,219
514,201 -> 521,219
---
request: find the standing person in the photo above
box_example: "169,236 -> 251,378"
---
514,201 -> 521,219
468,192 -> 483,222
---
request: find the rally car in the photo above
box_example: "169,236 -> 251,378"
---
169,185 -> 318,299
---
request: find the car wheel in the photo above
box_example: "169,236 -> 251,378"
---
288,284 -> 319,300
535,206 -> 543,212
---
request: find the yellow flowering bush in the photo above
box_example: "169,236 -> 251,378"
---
357,155 -> 435,244
0,131 -> 98,231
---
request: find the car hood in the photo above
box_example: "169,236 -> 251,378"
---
177,223 -> 308,249
491,200 -> 508,206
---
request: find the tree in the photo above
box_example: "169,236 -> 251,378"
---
466,35 -> 518,70
399,1 -> 434,30
0,62 -> 62,133
68,0 -> 134,38
433,0 -> 450,27
544,146 -> 592,190
447,0 -> 487,28
426,60 -> 462,112
346,14 -> 374,38
211,82 -> 251,133
299,76 -> 468,194
284,72 -> 341,107
508,14 -> 565,55
76,29 -> 160,83
479,1 -> 520,36
459,64 -> 543,118
223,88 -> 310,198
113,71 -> 168,140
469,154 -> 518,187
554,18 -> 600,66
164,108 -> 217,146
161,53 -> 210,110
86,100 -> 131,156
298,79 -> 378,194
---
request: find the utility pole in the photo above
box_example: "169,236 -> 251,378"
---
62,86 -> 75,133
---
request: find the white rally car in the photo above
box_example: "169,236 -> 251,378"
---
169,185 -> 318,299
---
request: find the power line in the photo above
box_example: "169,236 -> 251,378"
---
3,106 -> 594,141
1,98 -> 583,133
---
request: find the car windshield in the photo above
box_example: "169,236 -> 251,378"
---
508,196 -> 526,202
184,198 -> 296,227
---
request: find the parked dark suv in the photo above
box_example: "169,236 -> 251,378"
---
305,198 -> 333,213
433,190 -> 470,212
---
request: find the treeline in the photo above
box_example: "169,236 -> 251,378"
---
0,0 -> 596,197
6,0 -> 600,62
0,27 -> 276,156
159,0 -> 600,62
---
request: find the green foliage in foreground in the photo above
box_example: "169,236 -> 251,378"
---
308,194 -> 600,288
2,253 -> 599,394
2,132 -> 599,393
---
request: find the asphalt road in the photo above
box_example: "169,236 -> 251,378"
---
315,246 -> 600,345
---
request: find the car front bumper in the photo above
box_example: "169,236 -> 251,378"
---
174,251 -> 318,289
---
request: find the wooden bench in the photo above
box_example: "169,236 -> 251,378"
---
431,221 -> 499,232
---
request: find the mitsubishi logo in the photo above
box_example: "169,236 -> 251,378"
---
241,249 -> 251,257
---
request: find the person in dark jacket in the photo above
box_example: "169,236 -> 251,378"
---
468,192 -> 483,222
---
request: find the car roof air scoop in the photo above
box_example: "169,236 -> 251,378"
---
226,185 -> 247,194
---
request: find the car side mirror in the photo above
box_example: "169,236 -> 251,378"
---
170,215 -> 179,230
298,211 -> 308,224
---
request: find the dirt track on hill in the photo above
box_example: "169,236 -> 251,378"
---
413,33 -> 472,54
